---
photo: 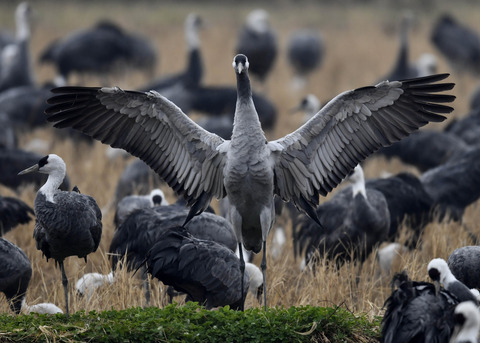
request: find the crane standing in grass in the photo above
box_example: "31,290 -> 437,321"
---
18,154 -> 102,316
45,54 -> 454,310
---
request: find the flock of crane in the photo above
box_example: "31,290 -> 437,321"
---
1,2 -> 480,342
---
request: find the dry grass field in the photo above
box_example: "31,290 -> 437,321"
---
1,0 -> 480,320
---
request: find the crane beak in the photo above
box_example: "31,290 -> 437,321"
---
18,164 -> 39,175
433,280 -> 441,296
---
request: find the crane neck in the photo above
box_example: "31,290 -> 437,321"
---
233,70 -> 263,138
39,168 -> 65,203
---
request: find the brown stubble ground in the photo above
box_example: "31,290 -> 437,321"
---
1,1 -> 480,319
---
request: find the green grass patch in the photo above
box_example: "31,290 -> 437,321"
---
0,303 -> 380,342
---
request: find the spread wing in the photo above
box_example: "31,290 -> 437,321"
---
45,87 -> 228,219
269,74 -> 455,220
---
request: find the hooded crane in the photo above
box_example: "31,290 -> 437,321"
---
140,13 -> 204,112
295,164 -> 390,269
428,258 -> 479,305
144,225 -> 250,310
113,188 -> 168,227
45,54 -> 455,310
381,271 -> 460,343
18,154 -> 102,316
235,10 -> 277,84
110,203 -> 236,304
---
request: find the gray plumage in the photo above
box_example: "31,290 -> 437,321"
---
110,204 -> 237,272
144,225 -> 249,310
296,165 -> 390,268
0,2 -> 35,93
39,20 -> 156,83
0,237 -> 31,314
0,112 -> 17,149
421,148 -> 480,222
110,204 -> 236,304
113,188 -> 168,227
113,158 -> 164,206
381,271 -> 458,343
431,14 -> 480,75
377,129 -> 470,172
448,246 -> 480,290
287,29 -> 324,89
0,194 -> 34,236
365,172 -> 433,246
235,10 -> 277,83
45,54 -> 454,310
18,154 -> 102,316
140,13 -> 203,112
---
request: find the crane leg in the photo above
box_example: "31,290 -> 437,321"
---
261,240 -> 267,311
59,261 -> 69,317
142,266 -> 151,306
238,242 -> 246,311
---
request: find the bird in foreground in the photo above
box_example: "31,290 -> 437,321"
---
144,225 -> 250,310
45,54 -> 454,310
381,271 -> 459,343
18,154 -> 102,316
427,258 -> 479,305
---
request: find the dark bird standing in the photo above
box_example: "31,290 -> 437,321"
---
18,154 -> 102,316
235,10 -> 277,84
286,29 -> 325,90
431,14 -> 480,76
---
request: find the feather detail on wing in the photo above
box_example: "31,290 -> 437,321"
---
45,87 -> 228,215
270,73 -> 455,220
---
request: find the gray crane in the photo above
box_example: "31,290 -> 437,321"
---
45,54 -> 454,310
144,225 -> 250,310
18,154 -> 102,316
295,164 -> 390,269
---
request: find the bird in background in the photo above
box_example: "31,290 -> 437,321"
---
235,9 -> 277,85
18,154 -> 102,316
45,54 -> 454,310
286,29 -> 325,90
